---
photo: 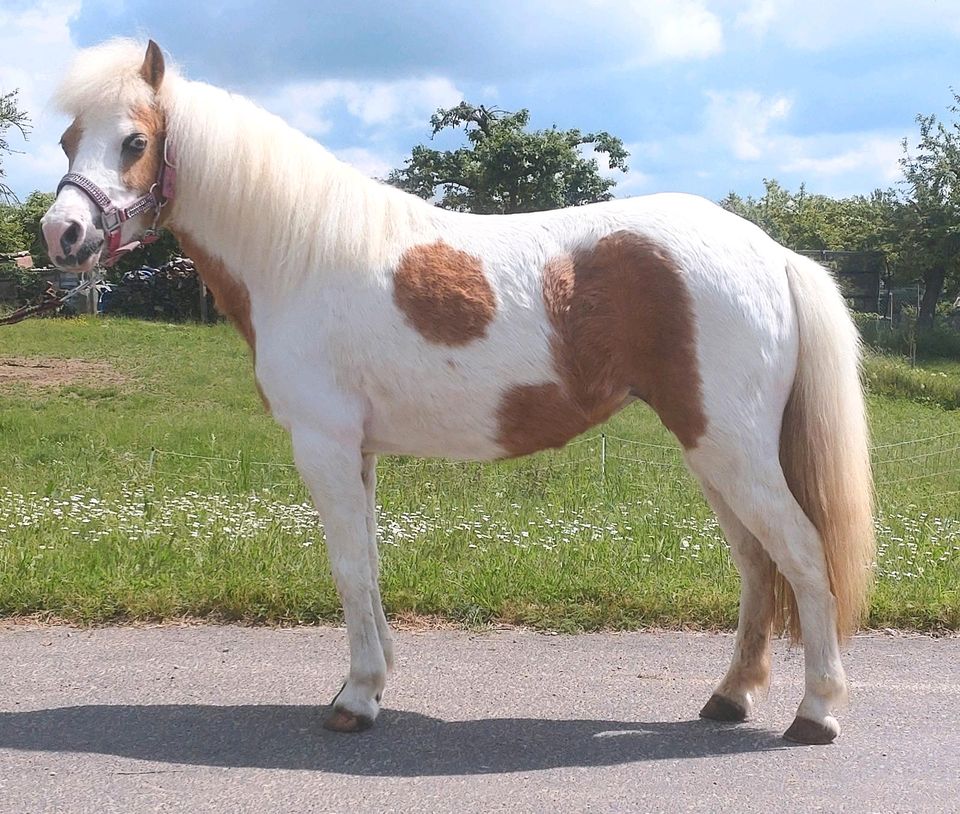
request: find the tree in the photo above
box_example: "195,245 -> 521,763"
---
720,179 -> 900,255
0,200 -> 27,254
14,190 -> 55,265
388,102 -> 629,214
0,90 -> 30,203
897,94 -> 960,330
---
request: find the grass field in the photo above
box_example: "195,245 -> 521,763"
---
1,317 -> 958,631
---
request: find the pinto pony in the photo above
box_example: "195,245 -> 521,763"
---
41,40 -> 875,744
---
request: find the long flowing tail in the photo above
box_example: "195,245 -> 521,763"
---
776,253 -> 876,641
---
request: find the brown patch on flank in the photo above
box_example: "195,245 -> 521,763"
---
498,381 -> 624,458
0,357 -> 126,389
393,241 -> 496,345
497,231 -> 707,456
121,104 -> 166,195
59,119 -> 83,165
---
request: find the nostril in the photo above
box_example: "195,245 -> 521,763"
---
60,221 -> 81,254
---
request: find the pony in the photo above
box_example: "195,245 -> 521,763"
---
41,40 -> 875,744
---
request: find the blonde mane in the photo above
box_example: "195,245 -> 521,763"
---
56,39 -> 435,286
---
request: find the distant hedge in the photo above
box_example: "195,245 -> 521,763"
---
105,257 -> 216,322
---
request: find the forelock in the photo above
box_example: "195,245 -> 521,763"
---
54,38 -> 178,117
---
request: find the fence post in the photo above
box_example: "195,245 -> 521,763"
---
147,447 -> 156,475
600,433 -> 606,482
199,279 -> 209,323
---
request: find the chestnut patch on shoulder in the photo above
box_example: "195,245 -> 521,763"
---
497,231 -> 707,456
175,232 -> 269,412
393,241 -> 495,345
175,232 -> 255,351
121,105 -> 166,194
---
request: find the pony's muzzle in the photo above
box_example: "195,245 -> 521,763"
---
41,208 -> 104,272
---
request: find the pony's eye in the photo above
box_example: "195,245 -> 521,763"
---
123,134 -> 148,154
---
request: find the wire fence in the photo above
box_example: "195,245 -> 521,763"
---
143,428 -> 960,506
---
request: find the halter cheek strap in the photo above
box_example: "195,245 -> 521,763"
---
56,141 -> 177,268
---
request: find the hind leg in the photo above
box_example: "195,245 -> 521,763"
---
688,443 -> 848,744
696,484 -> 776,723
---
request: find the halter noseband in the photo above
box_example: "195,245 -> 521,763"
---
56,140 -> 177,267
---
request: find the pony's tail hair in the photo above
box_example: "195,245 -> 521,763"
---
775,253 -> 876,642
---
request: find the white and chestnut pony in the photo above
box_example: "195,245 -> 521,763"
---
42,41 -> 875,744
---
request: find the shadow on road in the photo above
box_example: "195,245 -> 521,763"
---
0,704 -> 794,774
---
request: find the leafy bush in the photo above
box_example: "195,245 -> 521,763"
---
0,264 -> 53,306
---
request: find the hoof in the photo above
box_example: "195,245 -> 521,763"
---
699,693 -> 747,722
323,708 -> 375,733
783,716 -> 839,745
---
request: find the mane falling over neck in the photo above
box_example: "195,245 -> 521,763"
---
164,77 -> 435,285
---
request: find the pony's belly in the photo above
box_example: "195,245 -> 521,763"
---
362,400 -> 504,461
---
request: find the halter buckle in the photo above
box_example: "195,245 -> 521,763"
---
101,208 -> 122,233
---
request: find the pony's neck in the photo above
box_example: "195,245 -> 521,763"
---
161,75 -> 436,288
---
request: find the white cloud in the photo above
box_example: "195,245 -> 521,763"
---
260,76 -> 463,138
0,0 -> 79,197
612,85 -> 902,199
778,134 -> 903,185
617,0 -> 724,63
704,90 -> 792,160
700,87 -> 903,193
572,0 -> 723,65
332,146 -> 397,180
734,0 -> 779,37
638,0 -> 724,62
700,86 -> 901,191
726,0 -> 960,48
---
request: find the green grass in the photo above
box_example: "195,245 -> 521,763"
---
1,317 -> 958,631
863,352 -> 960,410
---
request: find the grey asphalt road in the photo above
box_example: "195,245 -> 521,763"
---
0,624 -> 957,814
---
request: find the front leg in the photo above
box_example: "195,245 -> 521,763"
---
292,427 -> 387,732
362,452 -> 395,671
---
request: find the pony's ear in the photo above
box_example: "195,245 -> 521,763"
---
140,40 -> 165,91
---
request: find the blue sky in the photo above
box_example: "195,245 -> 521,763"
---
2,0 -> 958,203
